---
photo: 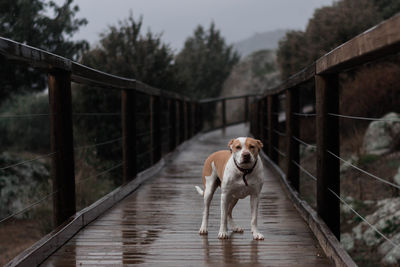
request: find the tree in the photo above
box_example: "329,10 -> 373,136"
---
277,0 -> 385,80
74,15 -> 179,164
0,0 -> 88,102
80,15 -> 178,90
175,23 -> 239,99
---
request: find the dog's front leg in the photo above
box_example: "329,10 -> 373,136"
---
250,194 -> 264,240
218,192 -> 229,239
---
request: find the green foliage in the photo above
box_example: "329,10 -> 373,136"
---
0,93 -> 50,152
74,15 -> 177,162
277,0 -> 400,80
175,23 -> 240,99
358,154 -> 380,165
0,0 -> 88,103
250,50 -> 276,78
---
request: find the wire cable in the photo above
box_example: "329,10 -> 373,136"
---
328,113 -> 400,122
0,113 -> 49,119
73,112 -> 121,116
292,160 -> 317,182
76,161 -> 124,185
273,146 -> 286,157
273,129 -> 286,137
293,112 -> 316,117
292,136 -> 317,149
0,190 -> 58,225
327,150 -> 400,190
0,152 -> 56,171
328,187 -> 400,249
74,137 -> 122,151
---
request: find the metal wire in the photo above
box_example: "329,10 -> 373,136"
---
74,137 -> 122,151
292,160 -> 317,182
328,113 -> 400,122
0,190 -> 58,225
273,146 -> 286,157
0,113 -> 50,119
76,161 -> 124,185
327,150 -> 400,190
328,187 -> 400,249
0,152 -> 56,171
293,112 -> 316,117
273,129 -> 286,137
136,131 -> 152,138
73,112 -> 121,116
0,160 -> 124,225
292,136 -> 317,149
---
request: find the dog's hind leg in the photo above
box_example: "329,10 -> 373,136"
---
227,198 -> 243,233
199,165 -> 218,235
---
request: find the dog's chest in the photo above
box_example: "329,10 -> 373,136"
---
223,166 -> 259,199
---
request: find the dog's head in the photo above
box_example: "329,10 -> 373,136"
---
228,137 -> 263,167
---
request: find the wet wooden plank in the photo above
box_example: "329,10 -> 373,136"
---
41,124 -> 332,266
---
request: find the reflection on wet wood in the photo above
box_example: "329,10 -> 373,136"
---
41,124 -> 332,266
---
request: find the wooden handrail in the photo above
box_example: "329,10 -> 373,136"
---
250,13 -> 400,245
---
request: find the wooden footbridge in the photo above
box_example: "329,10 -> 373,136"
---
2,13 -> 400,267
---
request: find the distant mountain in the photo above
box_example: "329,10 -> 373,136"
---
233,29 -> 287,58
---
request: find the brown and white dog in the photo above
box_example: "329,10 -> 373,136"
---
195,137 -> 264,240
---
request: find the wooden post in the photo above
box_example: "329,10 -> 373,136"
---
150,95 -> 161,164
255,101 -> 260,137
197,103 -> 204,132
168,99 -> 176,152
192,102 -> 196,136
48,70 -> 75,227
179,100 -> 185,144
187,101 -> 192,139
268,95 -> 279,163
258,100 -> 264,141
121,89 -> 137,183
286,88 -> 300,191
316,74 -> 340,240
184,101 -> 189,140
262,97 -> 269,155
245,96 -> 249,122
222,99 -> 226,129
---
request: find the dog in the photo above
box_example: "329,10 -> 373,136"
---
195,137 -> 264,240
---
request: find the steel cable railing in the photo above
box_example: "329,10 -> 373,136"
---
0,113 -> 50,118
0,152 -> 56,171
328,113 -> 400,122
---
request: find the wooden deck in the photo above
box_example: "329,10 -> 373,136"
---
41,124 -> 332,266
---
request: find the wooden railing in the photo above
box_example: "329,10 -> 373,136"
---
250,13 -> 400,241
0,36 -> 255,231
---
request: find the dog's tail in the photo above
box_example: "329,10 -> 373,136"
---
195,186 -> 204,196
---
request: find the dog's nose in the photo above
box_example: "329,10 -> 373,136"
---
242,152 -> 251,161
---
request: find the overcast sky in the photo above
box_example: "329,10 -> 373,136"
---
59,0 -> 335,52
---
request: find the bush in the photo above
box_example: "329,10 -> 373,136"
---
0,92 -> 50,152
340,61 -> 400,133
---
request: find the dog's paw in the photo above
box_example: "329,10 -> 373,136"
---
199,228 -> 208,235
218,231 -> 229,239
253,232 -> 264,240
232,226 -> 244,233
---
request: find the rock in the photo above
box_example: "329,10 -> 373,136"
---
0,153 -> 50,218
340,196 -> 354,215
363,112 -> 400,156
341,233 -> 354,251
340,155 -> 359,174
394,166 -> 400,186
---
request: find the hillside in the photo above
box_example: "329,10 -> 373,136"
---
233,29 -> 287,58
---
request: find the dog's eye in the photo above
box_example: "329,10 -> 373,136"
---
249,145 -> 255,149
236,145 -> 241,149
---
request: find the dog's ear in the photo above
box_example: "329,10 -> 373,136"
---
256,139 -> 263,149
228,139 -> 235,149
